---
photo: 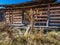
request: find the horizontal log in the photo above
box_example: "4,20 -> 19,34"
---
50,15 -> 60,17
34,22 -> 47,23
50,6 -> 60,9
50,17 -> 60,18
34,18 -> 48,20
34,14 -> 48,16
50,14 -> 60,15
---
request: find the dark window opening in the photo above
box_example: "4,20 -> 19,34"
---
0,12 -> 5,21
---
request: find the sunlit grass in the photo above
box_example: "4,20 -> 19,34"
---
0,24 -> 60,45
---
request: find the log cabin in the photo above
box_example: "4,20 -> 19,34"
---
0,1 -> 60,29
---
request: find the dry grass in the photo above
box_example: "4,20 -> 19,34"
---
0,24 -> 60,45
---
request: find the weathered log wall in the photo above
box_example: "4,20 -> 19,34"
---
1,3 -> 60,27
5,10 -> 22,24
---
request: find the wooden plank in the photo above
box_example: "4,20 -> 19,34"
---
50,17 -> 60,18
50,6 -> 60,9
